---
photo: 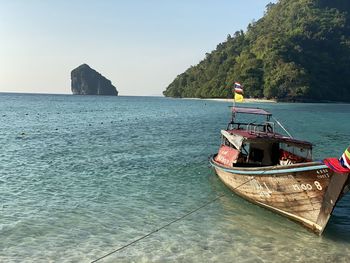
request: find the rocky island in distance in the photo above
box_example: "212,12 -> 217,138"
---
71,64 -> 118,96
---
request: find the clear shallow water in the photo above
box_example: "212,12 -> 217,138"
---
0,93 -> 349,262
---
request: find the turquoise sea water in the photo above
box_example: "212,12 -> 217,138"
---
1,93 -> 350,262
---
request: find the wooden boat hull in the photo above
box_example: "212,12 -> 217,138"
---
210,155 -> 350,234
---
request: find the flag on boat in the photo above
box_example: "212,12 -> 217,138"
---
339,146 -> 350,169
234,82 -> 244,102
234,82 -> 243,93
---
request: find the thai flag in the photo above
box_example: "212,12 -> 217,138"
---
339,146 -> 350,169
234,82 -> 243,94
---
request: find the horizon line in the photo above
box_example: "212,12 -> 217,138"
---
0,91 -> 164,97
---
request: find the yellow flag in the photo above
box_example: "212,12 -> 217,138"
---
234,93 -> 244,102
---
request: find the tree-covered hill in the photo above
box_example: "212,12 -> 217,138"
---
163,0 -> 350,102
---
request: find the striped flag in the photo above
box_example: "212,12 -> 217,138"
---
234,82 -> 244,102
234,82 -> 243,94
339,146 -> 350,169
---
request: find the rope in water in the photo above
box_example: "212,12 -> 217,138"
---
91,178 -> 254,263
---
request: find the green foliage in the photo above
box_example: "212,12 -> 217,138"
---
163,0 -> 350,102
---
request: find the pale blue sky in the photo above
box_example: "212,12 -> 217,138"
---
0,0 -> 275,96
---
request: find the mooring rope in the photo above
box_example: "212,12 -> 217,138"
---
272,116 -> 293,138
91,177 -> 254,263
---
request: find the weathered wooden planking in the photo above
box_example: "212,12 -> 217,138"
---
211,158 -> 349,234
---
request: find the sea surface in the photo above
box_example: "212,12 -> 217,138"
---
0,93 -> 350,263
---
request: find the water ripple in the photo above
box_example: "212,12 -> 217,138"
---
0,94 -> 349,262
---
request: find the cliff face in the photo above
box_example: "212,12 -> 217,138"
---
71,64 -> 118,96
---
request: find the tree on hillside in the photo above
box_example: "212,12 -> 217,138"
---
163,0 -> 350,102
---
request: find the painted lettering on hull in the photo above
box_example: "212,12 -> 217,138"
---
292,181 -> 323,191
251,179 -> 272,198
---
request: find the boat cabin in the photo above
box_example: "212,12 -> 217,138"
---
216,107 -> 313,168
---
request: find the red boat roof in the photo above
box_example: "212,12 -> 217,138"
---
231,107 -> 271,116
227,129 -> 312,147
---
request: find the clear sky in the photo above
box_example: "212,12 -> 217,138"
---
0,0 -> 275,96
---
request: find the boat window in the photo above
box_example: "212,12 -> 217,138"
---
280,143 -> 312,160
242,143 -> 249,156
247,142 -> 279,166
250,148 -> 264,162
248,143 -> 269,165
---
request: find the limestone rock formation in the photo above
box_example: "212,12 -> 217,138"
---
71,64 -> 118,95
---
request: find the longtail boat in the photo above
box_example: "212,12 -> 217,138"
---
209,106 -> 350,235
